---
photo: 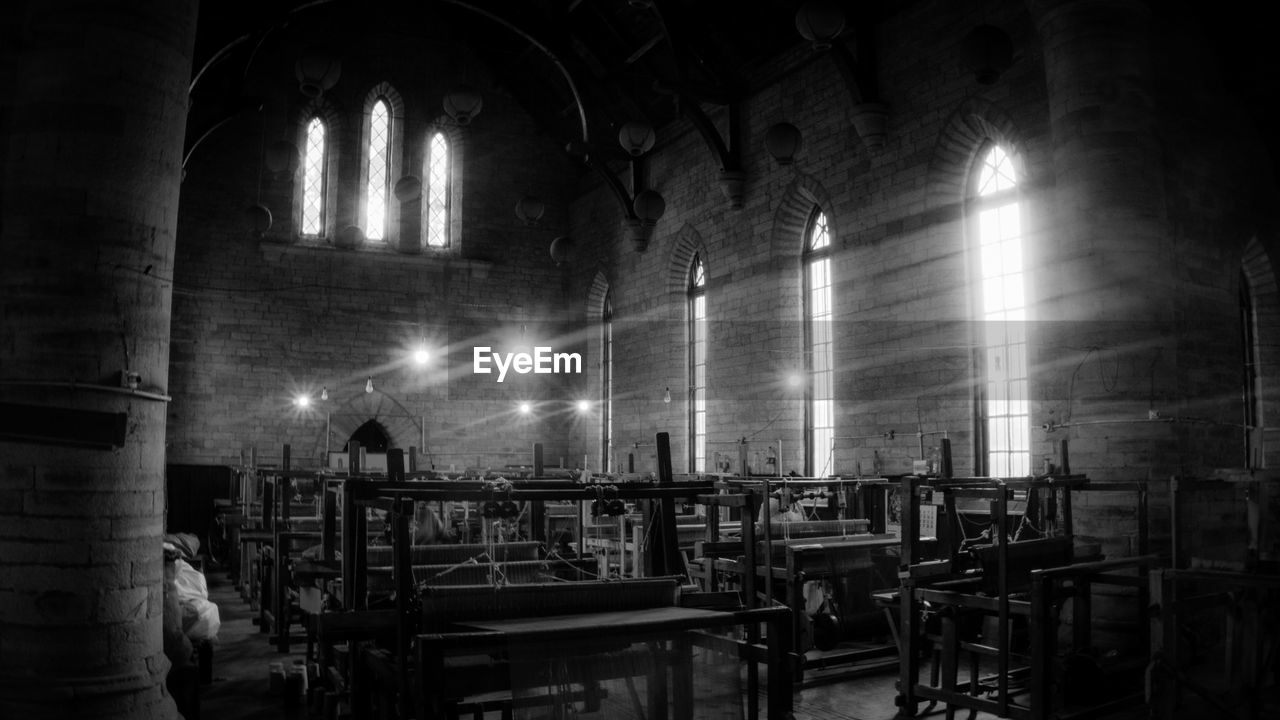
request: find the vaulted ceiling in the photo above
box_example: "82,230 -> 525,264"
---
185,1 -> 1280,189
186,0 -> 906,172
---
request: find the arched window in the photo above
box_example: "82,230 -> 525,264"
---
602,289 -> 613,472
364,98 -> 391,241
425,132 -> 450,248
804,209 -> 834,476
1241,273 -> 1261,466
301,117 -> 327,236
971,145 -> 1030,476
688,254 -> 707,473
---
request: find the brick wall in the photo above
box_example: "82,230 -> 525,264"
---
565,0 -> 1278,554
166,0 -> 1280,547
169,22 -> 585,471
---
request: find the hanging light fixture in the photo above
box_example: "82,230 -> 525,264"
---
263,139 -> 300,178
617,121 -> 656,157
321,387 -> 329,401
663,387 -> 672,404
764,122 -> 803,165
394,175 -> 422,203
633,189 -> 666,227
365,377 -> 374,394
549,235 -> 575,266
625,189 -> 666,253
443,85 -> 484,125
295,47 -> 342,98
514,195 -> 546,226
794,1 -> 846,51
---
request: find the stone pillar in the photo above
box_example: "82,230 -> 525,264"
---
1028,0 -> 1188,484
0,1 -> 197,718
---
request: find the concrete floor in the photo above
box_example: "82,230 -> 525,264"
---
193,571 -> 1159,720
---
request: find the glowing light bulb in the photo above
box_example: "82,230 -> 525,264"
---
413,347 -> 430,365
321,387 -> 329,401
576,400 -> 591,413
786,372 -> 803,388
365,377 -> 374,393
518,402 -> 532,415
295,395 -> 311,408
663,387 -> 671,404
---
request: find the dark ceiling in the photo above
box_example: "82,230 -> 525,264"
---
186,0 -> 902,171
185,0 -> 1280,186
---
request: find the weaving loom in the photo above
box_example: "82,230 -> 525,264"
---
896,475 -> 1156,720
364,539 -> 593,590
320,440 -> 729,719
691,482 -> 899,683
416,578 -> 796,720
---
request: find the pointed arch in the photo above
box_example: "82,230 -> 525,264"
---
586,269 -> 613,471
666,223 -> 709,318
687,249 -> 708,473
360,82 -> 406,245
967,141 -> 1032,477
420,122 -> 466,252
928,97 -> 1027,209
585,268 -> 611,322
326,388 -> 424,455
292,98 -> 344,242
769,173 -> 838,261
1242,236 -> 1280,465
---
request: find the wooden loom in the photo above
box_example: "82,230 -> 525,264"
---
416,577 -> 795,720
692,477 -> 902,683
317,432 -> 791,719
895,475 -> 1156,720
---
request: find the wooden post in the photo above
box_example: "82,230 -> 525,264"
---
939,437 -> 953,479
322,489 -> 336,562
647,433 -> 681,577
533,442 -> 544,476
387,448 -> 405,483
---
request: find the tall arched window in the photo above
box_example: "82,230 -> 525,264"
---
971,145 -> 1030,476
602,289 -> 613,472
688,254 -> 707,473
804,210 -> 834,476
365,98 -> 391,241
1241,273 -> 1261,466
301,117 -> 327,236
425,132 -> 450,248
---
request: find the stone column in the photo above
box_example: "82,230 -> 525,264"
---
0,1 -> 197,718
1028,0 -> 1188,485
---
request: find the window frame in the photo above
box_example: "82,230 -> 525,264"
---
1241,273 -> 1261,466
688,253 -> 707,473
602,288 -> 613,472
803,208 -> 835,477
363,96 -> 393,243
299,115 -> 329,239
968,143 -> 1032,478
424,130 -> 451,249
